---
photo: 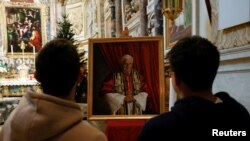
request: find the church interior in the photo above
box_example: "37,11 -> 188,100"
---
0,0 -> 250,140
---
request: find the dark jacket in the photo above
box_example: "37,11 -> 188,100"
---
138,92 -> 250,140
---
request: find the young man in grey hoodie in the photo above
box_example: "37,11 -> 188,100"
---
0,39 -> 107,141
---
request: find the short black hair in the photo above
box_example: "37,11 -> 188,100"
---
35,38 -> 80,96
166,36 -> 220,91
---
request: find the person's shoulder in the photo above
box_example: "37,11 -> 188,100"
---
58,121 -> 107,141
215,91 -> 250,124
79,121 -> 105,132
79,121 -> 108,140
142,112 -> 177,131
215,91 -> 248,109
138,112 -> 187,140
214,91 -> 230,99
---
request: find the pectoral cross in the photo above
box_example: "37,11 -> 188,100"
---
125,76 -> 133,96
18,40 -> 27,63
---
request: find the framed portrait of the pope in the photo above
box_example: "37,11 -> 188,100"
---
88,36 -> 166,120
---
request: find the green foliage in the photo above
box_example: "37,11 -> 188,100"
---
55,14 -> 87,64
56,14 -> 76,44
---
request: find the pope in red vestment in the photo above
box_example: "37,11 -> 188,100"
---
101,54 -> 150,115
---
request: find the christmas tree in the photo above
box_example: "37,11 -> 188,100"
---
55,14 -> 86,63
56,14 -> 76,44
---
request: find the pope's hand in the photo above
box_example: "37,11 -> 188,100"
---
124,94 -> 134,103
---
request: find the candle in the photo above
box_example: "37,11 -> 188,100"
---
33,46 -> 36,56
1,48 -> 3,56
11,45 -> 13,56
33,46 -> 36,67
22,49 -> 25,63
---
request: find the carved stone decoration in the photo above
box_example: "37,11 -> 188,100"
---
123,0 -> 140,23
66,0 -> 81,5
122,0 -> 149,37
130,0 -> 139,13
66,3 -> 83,35
147,14 -> 155,36
124,3 -> 133,22
146,0 -> 163,36
125,11 -> 140,37
210,0 -> 250,50
85,0 -> 98,38
86,4 -> 92,37
104,0 -> 114,37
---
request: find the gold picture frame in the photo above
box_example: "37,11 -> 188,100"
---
88,36 -> 166,120
0,2 -> 47,58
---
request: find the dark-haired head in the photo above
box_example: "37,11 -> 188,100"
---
35,38 -> 80,97
166,35 -> 220,91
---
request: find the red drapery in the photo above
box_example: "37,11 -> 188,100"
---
99,41 -> 160,113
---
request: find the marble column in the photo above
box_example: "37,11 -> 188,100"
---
115,0 -> 123,37
139,0 -> 148,36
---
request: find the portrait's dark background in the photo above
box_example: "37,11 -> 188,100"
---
93,46 -> 111,115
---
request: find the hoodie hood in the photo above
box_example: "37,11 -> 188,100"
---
9,90 -> 83,141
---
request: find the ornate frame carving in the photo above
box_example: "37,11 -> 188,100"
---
210,0 -> 250,49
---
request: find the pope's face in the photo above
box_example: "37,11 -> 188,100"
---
122,58 -> 133,75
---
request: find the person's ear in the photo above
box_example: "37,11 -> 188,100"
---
34,70 -> 40,82
171,72 -> 181,90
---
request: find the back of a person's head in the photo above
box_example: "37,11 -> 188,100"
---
35,38 -> 80,97
167,35 -> 220,91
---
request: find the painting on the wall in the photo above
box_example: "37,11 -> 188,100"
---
167,0 -> 192,48
0,2 -> 47,57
